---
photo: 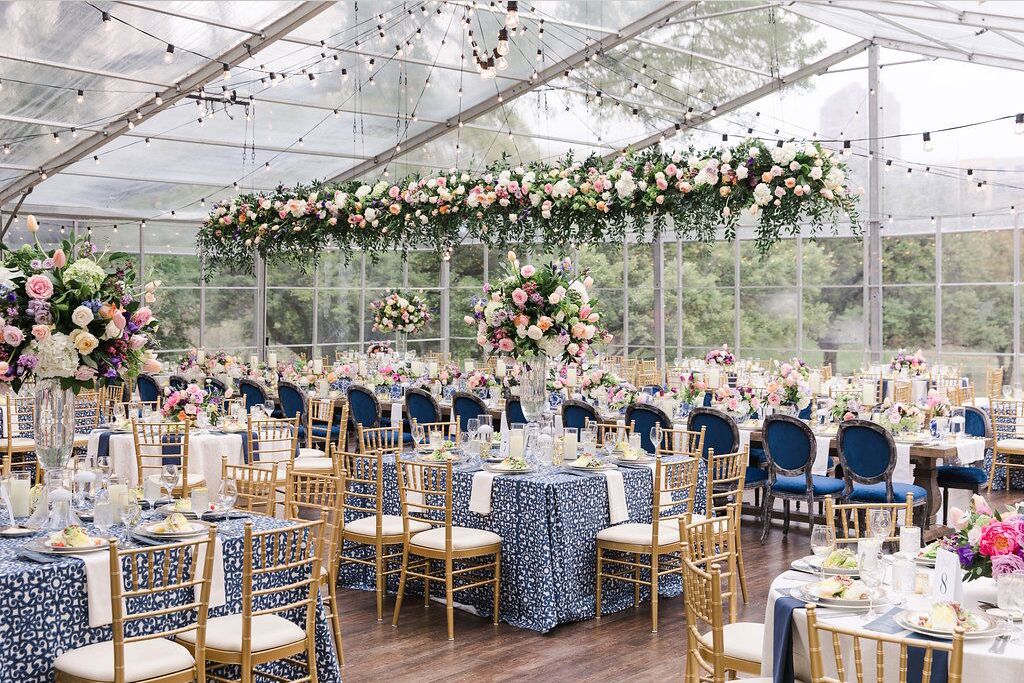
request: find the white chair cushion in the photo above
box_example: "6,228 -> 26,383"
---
698,621 -> 764,663
178,613 -> 304,652
146,472 -> 206,488
410,526 -> 502,551
997,438 -> 1024,451
73,434 -> 90,447
596,522 -> 681,546
53,638 -> 194,682
345,514 -> 430,537
297,447 -> 325,458
9,437 -> 35,449
291,457 -> 334,472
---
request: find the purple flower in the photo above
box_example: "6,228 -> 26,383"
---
104,368 -> 117,379
992,554 -> 1024,576
6,307 -> 16,317
954,545 -> 976,567
29,259 -> 42,270
33,311 -> 51,324
4,293 -> 14,303
42,258 -> 54,269
121,295 -> 132,306
84,300 -> 103,313
17,354 -> 37,370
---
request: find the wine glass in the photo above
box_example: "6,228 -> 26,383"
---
465,418 -> 480,455
810,524 -> 835,582
94,456 -> 111,490
412,423 -> 425,450
649,424 -> 662,454
218,478 -> 238,513
264,400 -> 276,417
858,549 -> 885,619
160,464 -> 178,503
1008,573 -> 1024,643
119,497 -> 142,529
869,509 -> 892,543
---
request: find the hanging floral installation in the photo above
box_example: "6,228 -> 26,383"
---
197,140 -> 861,276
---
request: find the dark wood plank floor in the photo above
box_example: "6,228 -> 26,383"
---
332,488 -> 1018,683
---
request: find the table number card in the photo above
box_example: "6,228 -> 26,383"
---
932,548 -> 963,603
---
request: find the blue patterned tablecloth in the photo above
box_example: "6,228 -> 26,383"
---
338,454 -> 707,633
0,513 -> 341,683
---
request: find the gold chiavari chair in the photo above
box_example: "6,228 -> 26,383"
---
2,394 -> 36,478
393,458 -> 503,641
586,419 -> 633,449
284,468 -> 345,666
98,383 -> 125,423
638,360 -> 661,387
72,390 -> 100,447
679,505 -> 761,675
221,456 -> 276,515
338,450 -> 430,622
805,603 -> 964,683
824,494 -> 914,548
296,400 -> 346,474
359,424 -> 404,455
595,456 -> 701,633
681,551 -> 766,683
304,397 -> 335,453
245,415 -> 302,482
411,419 -> 459,443
986,366 -> 1004,400
693,447 -> 750,605
655,425 -> 706,458
131,420 -> 204,498
821,363 -> 833,382
953,385 -> 974,407
893,380 -> 912,404
988,397 -> 1024,492
857,374 -> 884,407
177,519 -> 327,683
54,529 -> 217,683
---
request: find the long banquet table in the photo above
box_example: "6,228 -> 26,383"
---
0,513 -> 341,683
337,452 -> 703,633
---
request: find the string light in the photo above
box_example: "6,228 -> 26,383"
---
135,108 -> 142,120
197,118 -> 203,128
842,140 -> 851,156
298,137 -> 304,147
308,73 -> 317,87
222,63 -> 231,81
154,92 -> 163,105
163,44 -> 175,64
102,11 -> 112,31
52,132 -> 59,144
145,137 -> 150,147
505,0 -> 519,28
923,131 -> 933,151
3,145 -> 9,155
76,89 -> 84,104
1017,113 -> 1024,135
93,155 -> 99,164
127,119 -> 134,130
497,28 -> 509,56
71,127 -> 77,138
341,68 -> 348,81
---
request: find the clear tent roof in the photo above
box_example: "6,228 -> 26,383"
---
1,0 -> 1023,224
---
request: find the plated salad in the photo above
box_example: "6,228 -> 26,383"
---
808,576 -> 870,601
821,548 -> 858,569
915,601 -> 983,632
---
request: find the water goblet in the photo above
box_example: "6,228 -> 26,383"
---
160,464 -> 178,503
218,478 -> 238,513
93,489 -> 114,533
810,524 -> 835,582
412,423 -> 425,450
869,509 -> 892,543
858,549 -> 885,619
264,400 -> 276,417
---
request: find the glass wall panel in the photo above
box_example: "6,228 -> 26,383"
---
882,286 -> 935,352
739,288 -> 798,352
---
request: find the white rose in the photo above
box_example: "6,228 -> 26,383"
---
355,185 -> 371,199
71,305 -> 94,328
809,166 -> 823,180
735,165 -> 749,180
527,325 -> 543,340
789,161 -> 800,171
102,320 -> 120,340
364,208 -> 377,222
753,183 -> 772,206
614,171 -> 636,199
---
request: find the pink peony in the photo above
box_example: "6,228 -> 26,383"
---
25,274 -> 53,300
129,334 -> 147,350
132,307 -> 153,326
74,366 -> 97,381
3,326 -> 23,346
52,249 -> 67,268
979,521 -> 1020,557
520,265 -> 536,278
498,338 -> 514,352
511,288 -> 528,307
112,310 -> 126,331
30,325 -> 49,342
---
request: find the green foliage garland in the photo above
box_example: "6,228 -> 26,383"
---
197,140 -> 860,277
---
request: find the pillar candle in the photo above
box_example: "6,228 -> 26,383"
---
465,359 -> 475,372
197,348 -> 205,362
809,371 -> 821,395
707,367 -> 720,390
566,367 -> 577,387
249,355 -> 258,368
899,526 -> 921,556
862,379 -> 875,405
496,359 -> 507,376
108,483 -> 129,509
428,361 -> 438,375
509,430 -> 525,460
8,477 -> 30,517
268,352 -> 278,367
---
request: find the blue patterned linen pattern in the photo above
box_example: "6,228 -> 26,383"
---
337,453 -> 706,633
0,514 -> 341,683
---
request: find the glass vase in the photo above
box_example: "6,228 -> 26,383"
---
395,332 -> 408,356
518,355 -> 548,424
26,378 -> 79,530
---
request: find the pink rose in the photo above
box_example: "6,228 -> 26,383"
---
511,288 -> 528,307
132,307 -> 153,326
25,274 -> 53,300
579,304 -> 592,319
979,521 -> 1020,557
520,265 -> 536,278
129,334 -> 147,350
74,366 -> 97,381
52,249 -> 67,268
3,326 -> 23,346
972,494 -> 992,516
498,338 -> 514,352
30,325 -> 49,342
112,310 -> 126,331
142,358 -> 161,373
948,507 -> 969,530
571,322 -> 587,339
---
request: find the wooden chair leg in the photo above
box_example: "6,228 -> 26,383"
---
783,499 -> 791,536
760,492 -> 773,544
391,548 -> 411,627
942,488 -> 949,526
595,545 -> 604,619
633,552 -> 641,608
326,574 -> 344,666
492,550 -> 501,625
987,454 -> 998,493
650,552 -> 659,633
445,558 -> 455,641
734,525 -> 748,605
374,549 -> 385,622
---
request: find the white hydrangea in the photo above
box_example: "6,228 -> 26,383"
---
614,170 -> 636,199
825,167 -> 845,188
29,332 -> 78,378
809,166 -> 823,180
736,164 -> 749,180
355,185 -> 371,199
753,182 -> 772,206
771,142 -> 797,166
552,178 -> 573,198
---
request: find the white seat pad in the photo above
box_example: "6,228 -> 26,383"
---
9,437 -> 35,449
146,472 -> 206,488
291,457 -> 334,472
698,621 -> 764,663
997,438 -> 1024,451
410,526 -> 502,551
596,522 -> 681,546
53,638 -> 194,682
178,613 -> 304,652
297,447 -> 325,458
345,514 -> 430,537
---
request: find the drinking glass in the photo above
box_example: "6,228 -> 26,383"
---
1008,573 -> 1024,643
869,509 -> 892,543
412,423 -> 425,450
264,400 -> 276,417
580,429 -> 597,457
997,572 -> 1020,634
810,524 -> 835,582
891,557 -> 916,607
562,427 -> 579,461
191,486 -> 210,516
465,418 -> 480,455
160,464 -> 178,503
218,478 -> 238,513
93,489 -> 114,533
119,497 -> 142,529
458,428 -> 472,454
649,424 -> 662,454
858,549 -> 885,619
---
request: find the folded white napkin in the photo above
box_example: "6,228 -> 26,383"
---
604,470 -> 628,524
955,438 -> 986,465
811,433 -> 832,475
893,442 -> 914,484
390,402 -> 402,429
77,548 -> 114,628
468,470 -> 497,515
737,428 -> 752,455
197,536 -> 226,609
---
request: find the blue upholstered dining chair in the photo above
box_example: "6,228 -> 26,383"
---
561,399 -> 598,431
404,387 -> 441,426
687,407 -> 768,504
936,405 -> 990,524
136,373 -> 160,404
347,384 -> 382,430
837,419 -> 929,528
760,414 -> 846,543
238,378 -> 269,412
625,403 -> 672,454
168,374 -> 188,392
505,398 -> 527,426
278,380 -> 310,444
453,391 -> 488,434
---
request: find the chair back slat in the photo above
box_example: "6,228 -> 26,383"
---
395,458 -> 453,538
131,420 -> 193,496
222,456 -> 276,515
824,494 -> 915,546
657,426 -> 705,458
247,415 -> 299,466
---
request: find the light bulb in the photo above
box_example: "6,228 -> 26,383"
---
497,28 -> 509,56
536,49 -> 542,62
341,68 -> 349,81
505,7 -> 519,27
3,144 -> 9,155
93,155 -> 99,164
155,92 -> 163,105
496,55 -> 508,70
308,73 -> 317,87
922,132 -> 933,152
145,137 -> 150,147
71,127 -> 77,138
127,119 -> 134,130
76,89 -> 84,104
164,44 -> 175,64
102,11 -> 112,31
1016,113 -> 1024,134
222,63 -> 231,81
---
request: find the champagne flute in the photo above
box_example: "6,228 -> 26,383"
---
810,524 -> 835,582
160,464 -> 178,503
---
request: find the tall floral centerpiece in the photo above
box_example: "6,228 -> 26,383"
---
370,289 -> 431,354
890,348 -> 928,376
467,251 -> 610,421
705,344 -> 735,367
1,217 -> 160,529
766,358 -> 812,415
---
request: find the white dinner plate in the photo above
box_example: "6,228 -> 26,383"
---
914,554 -> 937,568
485,463 -> 533,475
895,609 -> 1000,640
155,504 -> 200,519
791,584 -> 885,608
801,555 -> 860,576
566,463 -> 617,472
417,452 -> 463,463
138,519 -> 210,538
609,453 -> 654,465
30,537 -> 109,554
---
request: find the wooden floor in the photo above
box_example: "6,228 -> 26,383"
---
332,488 -> 1019,683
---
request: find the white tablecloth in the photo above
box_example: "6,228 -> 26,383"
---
86,430 -> 246,495
761,570 -> 1024,682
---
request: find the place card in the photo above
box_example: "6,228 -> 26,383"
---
932,548 -> 963,603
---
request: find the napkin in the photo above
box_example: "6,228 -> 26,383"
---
390,402 -> 403,430
468,470 -> 498,515
811,432 -> 832,475
197,536 -> 226,609
954,438 -> 985,465
604,470 -> 628,524
76,548 -> 115,628
771,595 -> 805,683
893,442 -> 914,484
738,428 -> 752,454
